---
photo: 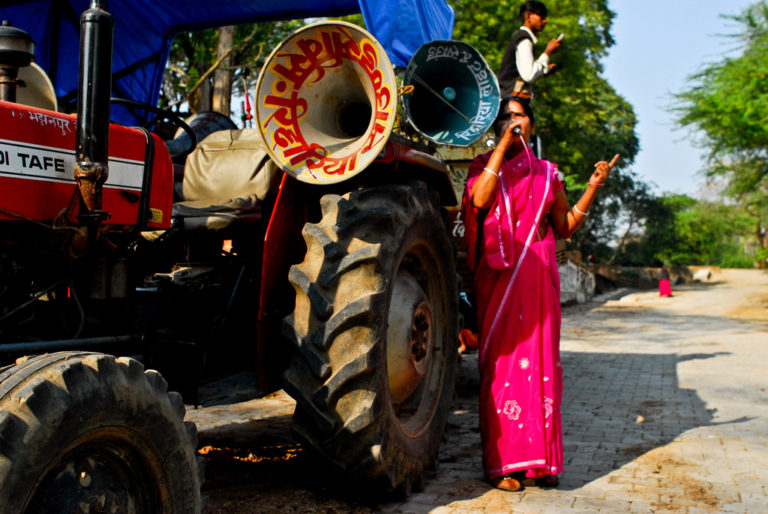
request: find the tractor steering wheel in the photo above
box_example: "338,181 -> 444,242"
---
110,97 -> 198,159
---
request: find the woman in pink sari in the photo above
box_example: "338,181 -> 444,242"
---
658,266 -> 673,296
463,97 -> 618,492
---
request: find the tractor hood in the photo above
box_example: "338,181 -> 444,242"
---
0,0 -> 454,125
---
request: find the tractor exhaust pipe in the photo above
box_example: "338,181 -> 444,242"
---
74,0 -> 113,220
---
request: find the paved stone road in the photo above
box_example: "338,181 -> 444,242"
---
380,269 -> 768,513
189,269 -> 768,513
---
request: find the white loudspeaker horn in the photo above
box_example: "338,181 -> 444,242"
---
256,21 -> 398,184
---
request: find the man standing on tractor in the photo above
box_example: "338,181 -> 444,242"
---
497,0 -> 562,100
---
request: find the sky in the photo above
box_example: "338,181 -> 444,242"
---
602,0 -> 755,197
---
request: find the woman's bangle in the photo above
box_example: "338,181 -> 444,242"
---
573,205 -> 588,216
588,181 -> 603,187
483,167 -> 499,178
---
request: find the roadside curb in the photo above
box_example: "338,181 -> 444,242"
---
591,287 -> 636,303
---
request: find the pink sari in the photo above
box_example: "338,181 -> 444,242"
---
463,148 -> 564,480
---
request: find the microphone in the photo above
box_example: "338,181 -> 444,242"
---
513,126 -> 522,136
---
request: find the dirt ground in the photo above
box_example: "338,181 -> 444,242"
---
186,268 -> 768,513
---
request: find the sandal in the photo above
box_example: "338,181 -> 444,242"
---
522,475 -> 559,488
488,473 -> 524,492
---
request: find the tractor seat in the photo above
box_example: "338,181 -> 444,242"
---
172,128 -> 279,231
17,62 -> 58,111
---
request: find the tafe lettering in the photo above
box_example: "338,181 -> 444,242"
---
17,152 -> 66,172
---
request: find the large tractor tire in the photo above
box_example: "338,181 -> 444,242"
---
0,352 -> 204,513
283,182 -> 459,495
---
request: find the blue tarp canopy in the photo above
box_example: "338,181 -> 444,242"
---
0,0 -> 454,124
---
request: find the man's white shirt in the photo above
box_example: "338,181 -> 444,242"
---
515,26 -> 550,84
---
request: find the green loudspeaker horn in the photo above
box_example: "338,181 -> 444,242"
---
403,41 -> 500,147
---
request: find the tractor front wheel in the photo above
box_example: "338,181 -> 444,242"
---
0,352 -> 204,513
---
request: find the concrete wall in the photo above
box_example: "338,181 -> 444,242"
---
559,259 -> 595,305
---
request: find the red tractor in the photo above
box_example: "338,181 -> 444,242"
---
0,0 -> 496,510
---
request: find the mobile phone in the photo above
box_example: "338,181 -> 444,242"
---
557,33 -> 565,41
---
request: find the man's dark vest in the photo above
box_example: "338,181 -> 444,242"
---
497,29 -> 534,98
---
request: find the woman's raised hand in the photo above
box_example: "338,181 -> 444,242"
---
589,154 -> 619,186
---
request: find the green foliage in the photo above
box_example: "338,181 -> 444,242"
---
756,244 -> 768,267
453,0 -> 635,172
161,28 -> 215,108
615,194 -> 758,267
669,200 -> 755,266
674,1 -> 768,265
453,0 -> 639,259
675,2 -> 768,172
597,171 -> 667,265
453,0 -> 614,72
335,13 -> 365,27
160,21 -> 302,111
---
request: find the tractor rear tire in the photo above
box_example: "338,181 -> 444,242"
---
283,182 -> 459,496
0,352 -> 204,513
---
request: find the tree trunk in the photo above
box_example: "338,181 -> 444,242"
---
192,78 -> 212,114
213,26 -> 235,117
608,216 -> 635,265
757,219 -> 766,269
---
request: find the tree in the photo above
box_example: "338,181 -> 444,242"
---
615,194 -> 758,267
612,194 -> 693,267
213,26 -> 236,117
452,0 -> 640,259
160,21 -> 301,116
666,198 -> 756,267
674,1 -> 768,265
602,171 -> 660,265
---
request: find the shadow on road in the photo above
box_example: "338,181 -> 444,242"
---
554,301 -> 759,490
559,350 -> 731,490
